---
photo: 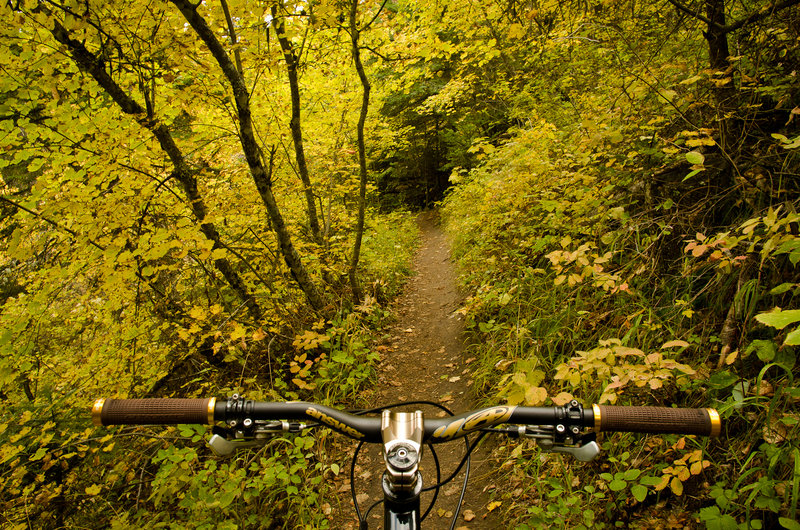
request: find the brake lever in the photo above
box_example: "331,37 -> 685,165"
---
208,434 -> 266,457
207,421 -> 307,457
520,425 -> 601,462
538,439 -> 601,462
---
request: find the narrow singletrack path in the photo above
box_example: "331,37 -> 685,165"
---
327,211 -> 501,529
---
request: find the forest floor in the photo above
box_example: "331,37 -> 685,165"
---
326,210 -> 503,529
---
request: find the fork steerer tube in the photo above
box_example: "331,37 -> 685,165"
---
383,473 -> 422,530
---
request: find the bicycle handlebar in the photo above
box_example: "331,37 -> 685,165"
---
92,398 -> 721,440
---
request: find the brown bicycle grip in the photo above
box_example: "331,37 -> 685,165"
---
92,398 -> 216,426
595,405 -> 721,437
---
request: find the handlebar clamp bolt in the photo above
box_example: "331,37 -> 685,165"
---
556,424 -> 566,434
243,418 -> 253,427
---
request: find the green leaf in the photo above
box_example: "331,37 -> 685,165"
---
779,518 -> 800,530
756,309 -> 800,329
770,283 -> 796,295
682,168 -> 702,182
774,239 -> 800,266
609,479 -> 627,491
746,340 -> 777,362
783,137 -> 800,149
639,475 -> 664,487
785,328 -> 800,346
623,469 -> 641,481
685,151 -> 704,165
707,370 -> 738,389
631,484 -> 648,502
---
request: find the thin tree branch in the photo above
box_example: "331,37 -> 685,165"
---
722,0 -> 800,34
665,0 -> 718,28
219,0 -> 244,77
0,196 -> 106,252
363,0 -> 389,31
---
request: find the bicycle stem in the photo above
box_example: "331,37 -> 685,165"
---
381,410 -> 425,529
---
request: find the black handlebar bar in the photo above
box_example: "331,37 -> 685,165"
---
92,397 -> 721,440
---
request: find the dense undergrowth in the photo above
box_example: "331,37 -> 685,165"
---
443,131 -> 800,528
0,210 -> 418,530
439,32 -> 800,530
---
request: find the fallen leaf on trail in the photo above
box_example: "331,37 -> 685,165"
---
465,357 -> 476,364
441,394 -> 454,403
404,328 -> 414,333
356,493 -> 370,504
463,509 -> 476,521
439,347 -> 446,353
448,376 -> 461,382
443,484 -> 460,496
487,500 -> 502,512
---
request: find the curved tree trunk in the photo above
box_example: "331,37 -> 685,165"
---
348,0 -> 371,304
172,0 -> 325,313
272,5 -> 324,245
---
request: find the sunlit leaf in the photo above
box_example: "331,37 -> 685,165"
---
756,309 -> 800,330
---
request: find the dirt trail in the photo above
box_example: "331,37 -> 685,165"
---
328,211 -> 501,529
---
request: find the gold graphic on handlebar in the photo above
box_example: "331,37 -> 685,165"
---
432,406 -> 516,440
306,406 -> 364,439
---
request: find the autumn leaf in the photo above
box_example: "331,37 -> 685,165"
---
661,340 -> 690,349
670,477 -> 684,496
551,392 -> 574,406
85,484 -> 102,495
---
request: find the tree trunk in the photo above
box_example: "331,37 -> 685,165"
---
271,5 -> 324,245
348,0 -> 371,304
172,0 -> 326,313
705,0 -> 736,164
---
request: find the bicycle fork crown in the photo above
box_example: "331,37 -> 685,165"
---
381,410 -> 424,493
